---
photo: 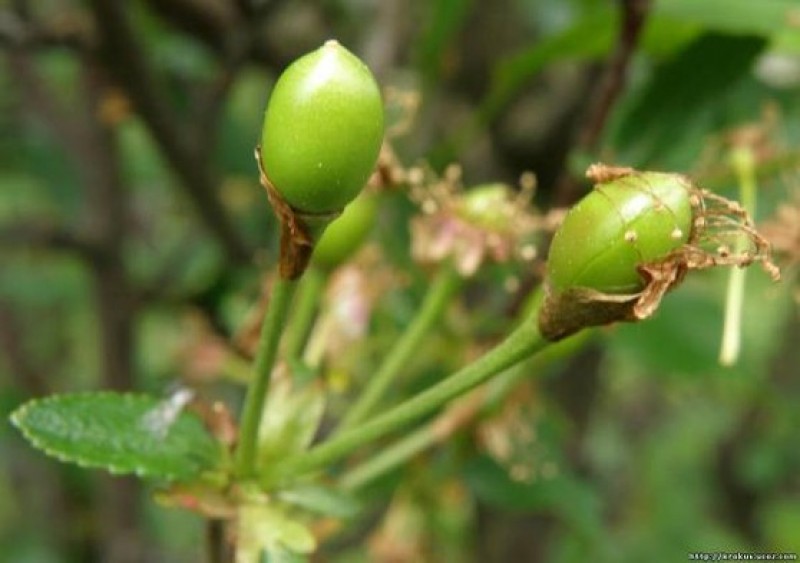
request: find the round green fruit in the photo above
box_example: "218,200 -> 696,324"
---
261,40 -> 384,214
546,171 -> 694,294
457,183 -> 514,231
313,192 -> 378,270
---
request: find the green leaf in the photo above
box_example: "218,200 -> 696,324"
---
654,0 -> 798,37
10,392 -> 224,481
417,0 -> 473,79
277,484 -> 362,519
258,378 -> 325,471
611,33 -> 767,166
464,456 -> 601,537
480,8 -> 616,123
238,503 -> 316,558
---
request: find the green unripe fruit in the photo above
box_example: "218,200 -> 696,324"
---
547,171 -> 693,294
313,192 -> 378,270
457,183 -> 514,231
540,165 -> 779,341
261,40 -> 384,214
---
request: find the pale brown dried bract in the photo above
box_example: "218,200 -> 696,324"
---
255,147 -> 339,280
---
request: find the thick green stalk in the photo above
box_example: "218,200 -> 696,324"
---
267,312 -> 547,483
236,277 -> 297,477
338,265 -> 463,431
284,266 -> 328,362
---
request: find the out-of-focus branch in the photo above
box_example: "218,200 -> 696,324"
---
0,9 -> 93,51
0,222 -> 97,256
79,60 -> 144,563
138,0 -> 282,160
7,50 -> 88,158
141,0 -> 241,57
361,0 -> 405,78
553,0 -> 651,205
192,68 -> 241,162
0,302 -> 50,396
7,47 -> 127,255
86,0 -> 251,263
9,28 -> 147,558
142,0 -> 286,58
577,0 -> 649,151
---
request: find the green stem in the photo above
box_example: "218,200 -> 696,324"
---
284,266 -> 328,362
719,147 -> 756,366
337,265 -> 463,432
340,423 -> 435,491
236,277 -> 297,477
339,321 -> 593,491
267,310 -> 547,483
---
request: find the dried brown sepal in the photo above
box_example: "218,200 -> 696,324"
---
688,188 -> 781,281
154,484 -> 237,519
540,182 -> 780,341
585,163 -> 636,183
255,147 -> 339,280
538,284 -> 641,341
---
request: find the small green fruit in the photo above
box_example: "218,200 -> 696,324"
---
457,183 -> 514,231
547,171 -> 693,294
313,192 -> 378,270
261,40 -> 384,214
540,165 -> 779,341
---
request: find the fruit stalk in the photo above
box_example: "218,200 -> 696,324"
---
337,264 -> 463,432
267,305 -> 548,483
236,277 -> 297,477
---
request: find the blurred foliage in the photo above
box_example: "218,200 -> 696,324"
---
2,0 -> 800,561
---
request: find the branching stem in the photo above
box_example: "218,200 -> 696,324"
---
337,265 -> 463,432
236,277 -> 297,476
267,309 -> 547,483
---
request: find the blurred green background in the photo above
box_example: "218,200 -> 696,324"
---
1,0 -> 799,561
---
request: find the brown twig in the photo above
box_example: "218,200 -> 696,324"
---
0,9 -> 93,51
578,0 -> 650,151
255,147 -> 337,279
6,49 -> 88,159
142,0 -> 241,57
553,0 -> 651,205
0,222 -> 97,255
0,302 -> 50,396
78,62 -> 145,563
10,32 -> 147,559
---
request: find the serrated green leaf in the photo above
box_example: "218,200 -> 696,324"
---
10,392 -> 224,481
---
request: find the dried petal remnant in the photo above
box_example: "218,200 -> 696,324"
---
409,167 -> 540,276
